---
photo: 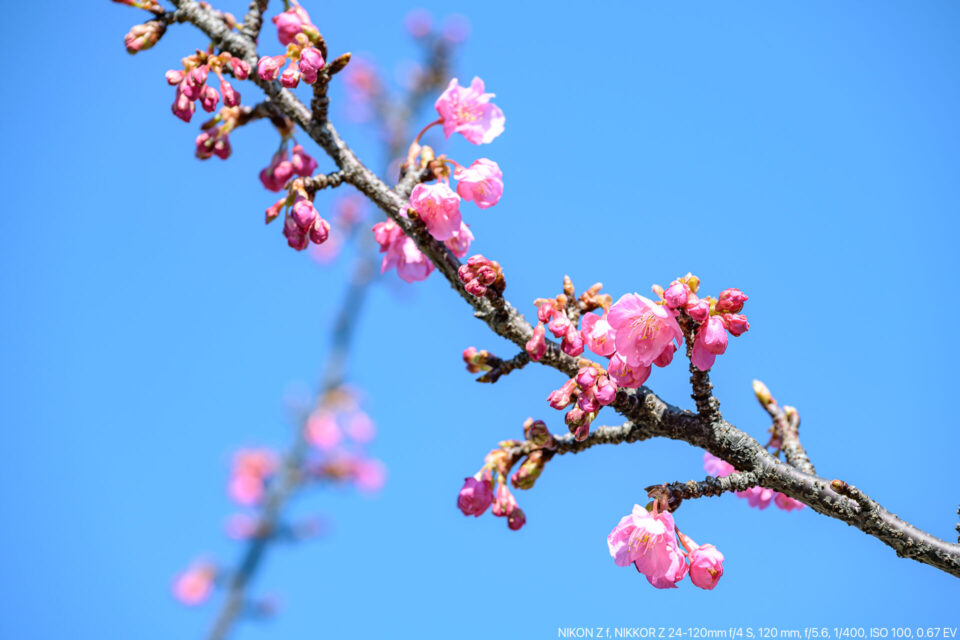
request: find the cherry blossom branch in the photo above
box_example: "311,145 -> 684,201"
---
646,472 -> 763,510
139,0 -> 960,580
239,0 -> 268,41
753,380 -> 816,475
207,251 -> 375,640
475,351 -> 530,384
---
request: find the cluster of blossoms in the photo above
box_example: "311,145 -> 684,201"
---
659,276 -> 750,371
703,453 -> 805,511
301,388 -> 386,494
257,2 -> 326,87
174,386 -> 384,607
608,504 -> 725,590
526,276 -> 750,441
376,77 -> 504,283
166,50 -> 250,124
261,162 -> 336,252
457,419 -> 556,530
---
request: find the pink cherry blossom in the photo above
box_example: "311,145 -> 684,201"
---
298,47 -> 325,85
272,3 -> 312,45
653,342 -> 676,367
409,182 -> 461,241
373,219 -> 435,282
607,353 -> 651,389
444,222 -> 474,258
607,294 -> 683,367
774,493 -> 806,512
703,452 -> 735,477
457,255 -> 503,297
454,159 -> 503,209
691,316 -> 728,372
227,57 -> 250,80
581,312 -> 616,357
125,21 -> 165,53
547,378 -> 578,410
641,541 -> 688,589
434,77 -> 505,144
737,486 -> 776,510
306,411 -> 341,451
172,563 -> 215,605
458,476 -> 494,517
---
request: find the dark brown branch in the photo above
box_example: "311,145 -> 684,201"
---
162,0 -> 960,580
678,313 -> 722,423
646,471 -> 762,511
476,351 -> 530,383
303,170 -> 345,195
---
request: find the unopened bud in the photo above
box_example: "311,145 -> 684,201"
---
752,379 -> 773,406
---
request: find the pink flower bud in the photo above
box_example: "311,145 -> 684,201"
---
458,476 -> 494,516
594,375 -> 618,406
283,217 -> 309,251
187,65 -> 208,89
272,4 -> 313,46
309,217 -> 331,244
298,47 -> 325,85
195,132 -> 215,160
565,406 -> 595,441
576,366 -> 598,388
686,298 -> 710,323
577,388 -> 600,413
547,311 -> 571,338
691,316 -> 728,372
507,507 -> 526,531
457,254 -> 504,297
561,328 -> 584,356
265,199 -> 284,224
257,55 -> 286,81
220,78 -> 240,107
721,313 -> 750,337
663,282 -> 690,309
716,288 -> 748,313
228,58 -> 251,80
124,20 -> 166,54
525,322 -> 547,361
280,62 -> 300,88
165,69 -> 185,85
199,85 -> 220,112
291,198 -> 318,231
259,152 -> 294,192
290,144 -> 318,177
492,483 -> 517,517
688,544 -> 725,590
171,92 -> 195,122
547,378 -> 578,410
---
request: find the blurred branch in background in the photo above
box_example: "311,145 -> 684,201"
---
166,11 -> 462,640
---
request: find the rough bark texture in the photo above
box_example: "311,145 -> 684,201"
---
165,0 -> 960,580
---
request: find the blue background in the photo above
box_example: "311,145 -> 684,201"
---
2,1 -> 959,638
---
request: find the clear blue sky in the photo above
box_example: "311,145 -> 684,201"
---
2,1 -> 959,638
